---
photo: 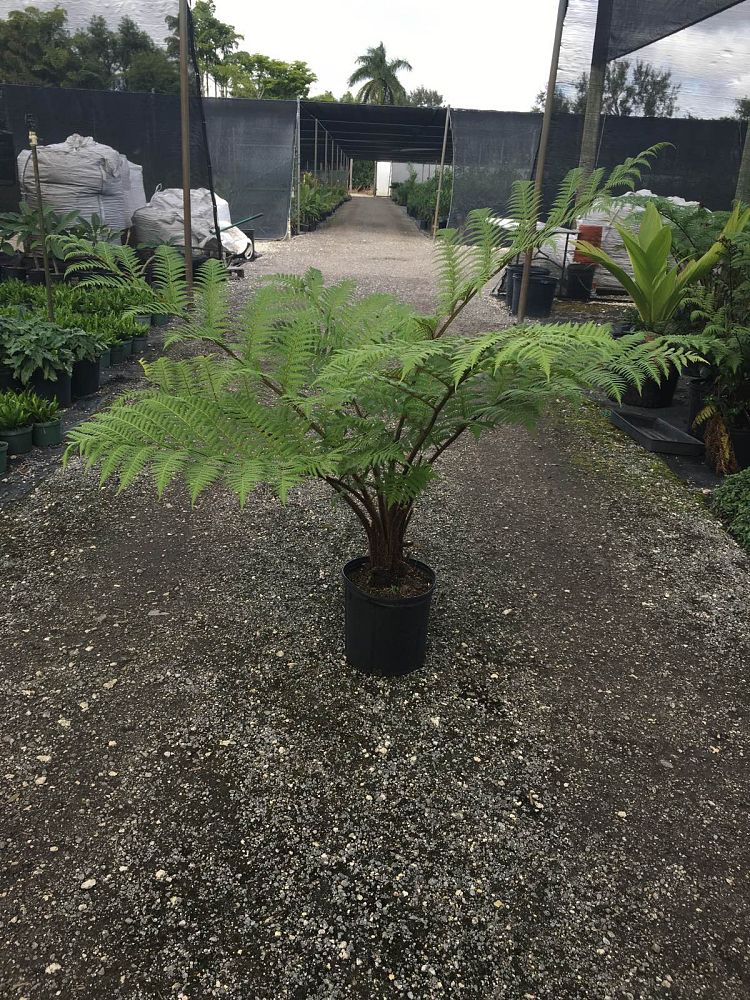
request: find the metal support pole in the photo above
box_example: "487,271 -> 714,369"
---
314,119 -> 318,179
28,130 -> 54,322
578,0 -> 612,180
517,0 -> 568,321
736,121 -> 750,203
432,107 -> 451,238
348,157 -> 353,192
179,0 -> 193,301
296,99 -> 302,235
324,132 -> 328,184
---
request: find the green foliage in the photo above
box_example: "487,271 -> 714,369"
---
294,176 -> 350,227
223,52 -> 317,100
66,149 -> 700,583
0,203 -> 80,267
713,468 -> 750,550
0,7 -> 178,93
578,202 -> 750,328
406,87 -> 444,108
534,60 -> 680,117
351,161 -> 375,190
396,170 -> 453,223
0,390 -> 33,431
23,391 -> 60,424
0,316 -> 77,383
348,42 -> 412,105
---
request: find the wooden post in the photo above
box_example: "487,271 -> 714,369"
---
179,0 -> 193,301
324,131 -> 328,183
736,121 -> 750,203
348,157 -> 353,192
432,107 -> 451,238
517,0 -> 568,321
28,130 -> 54,322
578,0 -> 613,180
314,119 -> 318,179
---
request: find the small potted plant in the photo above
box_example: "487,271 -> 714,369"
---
577,201 -> 750,407
0,390 -> 33,455
25,391 -> 62,447
0,316 -> 75,405
66,148 -> 705,676
67,327 -> 107,398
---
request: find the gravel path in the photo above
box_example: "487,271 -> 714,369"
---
1,197 -> 749,999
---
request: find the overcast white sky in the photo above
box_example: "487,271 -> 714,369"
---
1,0 -> 749,116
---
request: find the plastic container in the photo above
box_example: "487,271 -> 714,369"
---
343,557 -> 436,676
504,264 -> 549,302
510,274 -> 557,318
574,224 -> 603,263
72,357 -> 101,398
29,371 -> 72,407
0,425 -> 33,455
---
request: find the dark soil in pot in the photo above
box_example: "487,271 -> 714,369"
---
0,425 -> 33,455
342,556 -> 436,677
29,371 -> 72,407
72,357 -> 101,398
33,419 -> 62,447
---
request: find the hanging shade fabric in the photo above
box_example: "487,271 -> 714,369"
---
605,0 -> 747,61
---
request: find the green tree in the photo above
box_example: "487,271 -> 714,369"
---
0,6 -> 82,87
123,49 -> 179,95
348,42 -> 412,105
224,53 -> 316,99
735,96 -> 750,121
166,0 -> 241,94
531,86 -> 573,113
534,60 -> 680,117
407,87 -> 444,108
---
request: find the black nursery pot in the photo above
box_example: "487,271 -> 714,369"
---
342,557 -> 436,677
30,371 -> 72,407
72,357 -> 101,398
730,429 -> 750,470
563,263 -> 596,301
510,274 -> 557,318
504,264 -> 549,304
621,367 -> 679,409
0,364 -> 21,392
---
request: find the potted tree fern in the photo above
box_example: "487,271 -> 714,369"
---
65,151 -> 698,675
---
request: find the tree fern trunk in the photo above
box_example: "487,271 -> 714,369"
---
367,505 -> 410,584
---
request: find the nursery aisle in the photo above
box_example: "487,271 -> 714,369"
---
1,210 -> 749,1000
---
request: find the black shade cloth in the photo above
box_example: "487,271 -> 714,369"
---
606,0 -> 746,60
203,98 -> 297,239
300,101 -> 451,165
449,109 -> 746,226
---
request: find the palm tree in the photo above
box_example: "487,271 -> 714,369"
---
348,42 -> 412,105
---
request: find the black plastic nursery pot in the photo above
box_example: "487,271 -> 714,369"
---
730,429 -> 750,470
29,371 -> 72,407
0,440 -> 7,474
151,314 -> 169,328
110,342 -> 128,364
510,274 -> 557,318
72,357 -> 101,398
121,339 -> 134,358
100,347 -> 111,369
504,264 -> 549,303
1,425 -> 33,455
563,263 -> 596,301
132,335 -> 148,355
621,367 -> 679,409
33,419 -> 62,447
342,557 -> 436,677
0,364 -> 21,392
0,264 -> 26,282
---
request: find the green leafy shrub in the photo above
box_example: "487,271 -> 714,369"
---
66,148 -> 703,588
713,468 -> 750,550
0,316 -> 76,383
0,390 -> 32,430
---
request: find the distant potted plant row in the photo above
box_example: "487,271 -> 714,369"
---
0,389 -> 62,472
294,176 -> 351,234
392,169 -> 452,233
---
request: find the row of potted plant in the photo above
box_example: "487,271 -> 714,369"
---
293,176 -> 351,233
577,199 -> 750,470
391,168 -> 452,231
0,389 -> 62,472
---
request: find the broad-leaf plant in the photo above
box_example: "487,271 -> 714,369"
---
66,149 -> 702,588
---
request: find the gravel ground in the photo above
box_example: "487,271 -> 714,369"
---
1,196 -> 749,999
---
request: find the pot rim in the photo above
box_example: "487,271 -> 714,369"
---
343,555 -> 436,607
0,424 -> 32,435
33,419 -> 61,429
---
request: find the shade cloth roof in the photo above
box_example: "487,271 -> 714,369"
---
300,101 -> 451,163
601,0 -> 746,61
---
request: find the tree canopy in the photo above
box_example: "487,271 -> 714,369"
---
348,43 -> 412,105
406,87 -> 444,108
533,60 -> 680,118
0,6 -> 179,93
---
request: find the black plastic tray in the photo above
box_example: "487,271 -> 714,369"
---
609,408 -> 705,456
